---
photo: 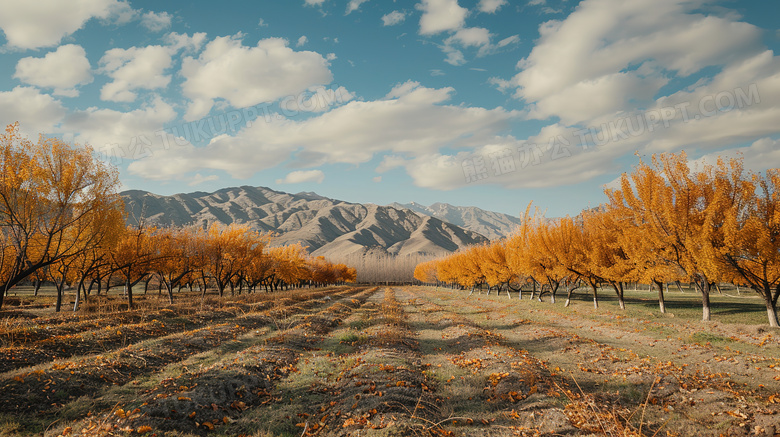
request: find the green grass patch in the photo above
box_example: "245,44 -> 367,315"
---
689,331 -> 734,345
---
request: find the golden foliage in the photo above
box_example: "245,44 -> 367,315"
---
417,152 -> 780,326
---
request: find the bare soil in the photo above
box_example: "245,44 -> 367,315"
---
0,285 -> 778,437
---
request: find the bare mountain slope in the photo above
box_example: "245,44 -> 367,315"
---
389,201 -> 523,240
121,186 -> 487,257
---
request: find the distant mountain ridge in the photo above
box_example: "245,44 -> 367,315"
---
389,201 -> 522,240
120,186 -> 488,258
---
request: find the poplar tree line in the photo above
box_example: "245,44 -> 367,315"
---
0,124 -> 356,312
415,152 -> 780,327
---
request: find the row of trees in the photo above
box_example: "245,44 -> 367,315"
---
41,223 -> 356,312
415,153 -> 780,327
0,123 -> 356,312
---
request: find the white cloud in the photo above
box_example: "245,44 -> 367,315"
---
106,1 -> 137,24
0,86 -> 183,174
497,35 -> 519,47
99,45 -> 173,102
478,0 -> 507,14
508,0 -> 763,125
188,173 -> 219,186
695,138 -> 780,175
529,72 -> 667,126
60,95 -> 178,163
443,47 -> 466,66
346,0 -> 369,14
297,35 -> 308,47
488,77 -> 513,92
163,32 -> 207,54
449,27 -> 490,47
180,35 -> 333,120
442,27 -> 507,65
376,155 -> 409,173
417,0 -> 468,35
304,0 -> 325,5
128,82 -> 518,180
384,80 -> 422,99
14,44 -> 92,97
416,0 -> 514,65
632,50 -> 780,154
541,7 -> 562,14
279,85 -> 354,113
392,124 -> 620,190
388,45 -> 780,191
0,86 -> 66,135
503,48 -> 780,187
276,170 -> 325,184
140,11 -> 171,32
382,10 -> 407,26
0,0 -> 133,50
257,18 -> 267,27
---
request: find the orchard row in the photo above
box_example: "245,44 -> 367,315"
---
416,152 -> 780,327
0,124 -> 355,311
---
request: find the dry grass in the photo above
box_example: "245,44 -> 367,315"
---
3,285 -> 779,436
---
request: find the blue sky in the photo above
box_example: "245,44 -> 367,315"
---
1,0 -> 779,217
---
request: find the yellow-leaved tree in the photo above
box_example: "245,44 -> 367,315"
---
0,123 -> 124,310
605,152 -> 725,320
720,169 -> 780,327
507,206 -> 568,303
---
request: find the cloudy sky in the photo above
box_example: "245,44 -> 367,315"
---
1,0 -> 778,217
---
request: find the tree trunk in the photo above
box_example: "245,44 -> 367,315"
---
55,279 -> 66,312
765,297 -> 779,328
105,272 -> 114,293
33,278 -> 42,296
654,280 -> 666,314
612,282 -> 625,310
126,278 -> 134,309
591,282 -> 599,309
696,274 -> 711,321
166,281 -> 175,305
73,279 -> 85,312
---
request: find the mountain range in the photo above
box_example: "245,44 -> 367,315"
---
388,201 -> 522,240
120,186 -> 515,258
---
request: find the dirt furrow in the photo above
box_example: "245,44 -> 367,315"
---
0,287 -> 347,372
0,287 -> 366,433
63,287 -> 378,436
230,287 -> 440,436
414,286 -> 780,437
403,287 -> 572,437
